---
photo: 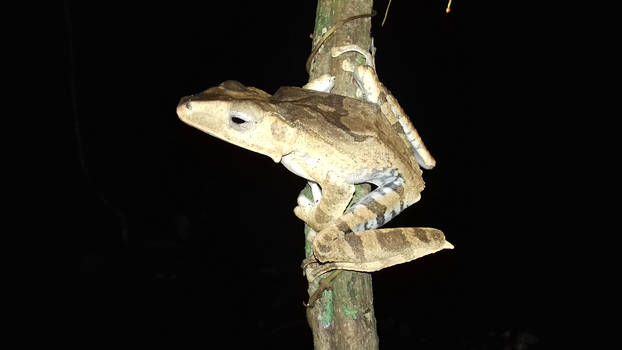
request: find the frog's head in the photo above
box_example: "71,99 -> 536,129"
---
177,81 -> 296,163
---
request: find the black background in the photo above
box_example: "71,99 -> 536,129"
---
44,0 -> 571,348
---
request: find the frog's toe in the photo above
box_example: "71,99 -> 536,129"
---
294,205 -> 313,225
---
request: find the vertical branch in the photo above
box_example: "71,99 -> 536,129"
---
305,1 -> 379,349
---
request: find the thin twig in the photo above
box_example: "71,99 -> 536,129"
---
306,11 -> 376,73
381,0 -> 392,26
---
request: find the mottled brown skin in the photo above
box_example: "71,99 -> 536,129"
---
270,86 -> 424,199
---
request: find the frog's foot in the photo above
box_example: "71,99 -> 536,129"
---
294,182 -> 322,228
301,256 -> 342,283
331,45 -> 382,102
303,74 -> 335,93
301,257 -> 318,274
331,44 -> 374,67
303,270 -> 342,308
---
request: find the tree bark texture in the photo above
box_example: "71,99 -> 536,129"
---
304,1 -> 379,349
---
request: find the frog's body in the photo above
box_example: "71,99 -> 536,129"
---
177,46 -> 452,282
272,85 -> 423,200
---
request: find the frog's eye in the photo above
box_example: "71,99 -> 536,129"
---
229,111 -> 255,131
230,115 -> 247,125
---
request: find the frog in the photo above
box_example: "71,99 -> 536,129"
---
176,45 -> 453,284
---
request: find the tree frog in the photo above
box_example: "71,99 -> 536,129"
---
176,45 -> 452,282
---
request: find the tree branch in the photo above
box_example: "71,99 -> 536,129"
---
304,1 -> 379,349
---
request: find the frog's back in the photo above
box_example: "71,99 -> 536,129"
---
272,87 -> 421,180
271,87 -> 382,140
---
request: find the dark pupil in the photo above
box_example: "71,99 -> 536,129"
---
231,116 -> 247,125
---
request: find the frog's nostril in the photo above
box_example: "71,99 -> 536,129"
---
177,96 -> 192,111
176,96 -> 193,118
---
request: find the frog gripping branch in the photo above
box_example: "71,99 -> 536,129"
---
176,47 -> 452,283
177,4 -> 452,347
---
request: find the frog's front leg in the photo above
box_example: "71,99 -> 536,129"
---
294,173 -> 355,232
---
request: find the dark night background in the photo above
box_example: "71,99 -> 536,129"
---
23,0 -> 584,348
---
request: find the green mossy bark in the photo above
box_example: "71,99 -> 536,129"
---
304,1 -> 379,349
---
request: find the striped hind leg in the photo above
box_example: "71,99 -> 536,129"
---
308,175 -> 452,281
332,45 -> 437,169
306,227 -> 453,281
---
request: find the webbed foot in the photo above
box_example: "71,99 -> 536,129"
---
331,44 -> 375,67
303,74 -> 336,92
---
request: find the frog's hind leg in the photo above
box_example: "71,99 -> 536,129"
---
305,227 -> 453,281
308,174 -> 451,281
331,44 -> 437,169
